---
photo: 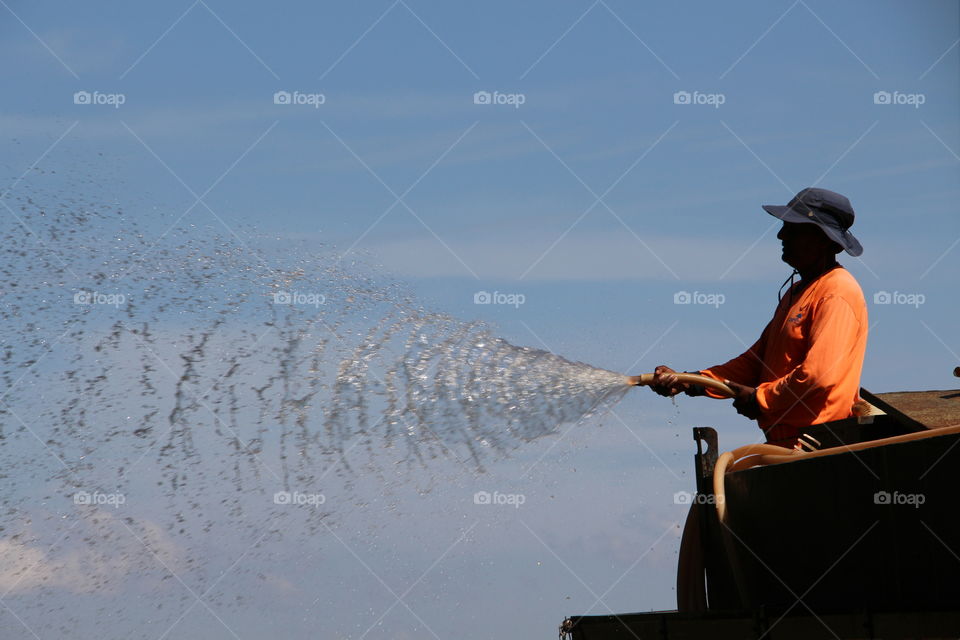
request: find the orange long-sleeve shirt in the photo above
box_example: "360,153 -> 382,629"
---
700,267 -> 868,445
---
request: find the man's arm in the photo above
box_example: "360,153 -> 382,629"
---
698,326 -> 770,398
650,319 -> 771,398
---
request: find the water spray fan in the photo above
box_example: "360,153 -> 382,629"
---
626,372 -> 735,398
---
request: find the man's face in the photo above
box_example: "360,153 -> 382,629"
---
776,221 -> 836,271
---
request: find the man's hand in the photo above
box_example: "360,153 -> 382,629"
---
649,365 -> 704,397
724,380 -> 761,420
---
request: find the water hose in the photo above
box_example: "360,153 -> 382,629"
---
627,372 -> 735,398
719,423 -> 960,473
713,427 -> 960,529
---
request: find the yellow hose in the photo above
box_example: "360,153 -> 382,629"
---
713,451 -> 734,523
711,450 -> 751,607
627,372 -> 735,398
737,423 -> 960,469
713,428 -> 960,517
726,444 -> 798,472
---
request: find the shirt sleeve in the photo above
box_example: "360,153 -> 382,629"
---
754,294 -> 861,419
698,325 -> 770,399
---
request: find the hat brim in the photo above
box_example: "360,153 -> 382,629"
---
763,205 -> 863,257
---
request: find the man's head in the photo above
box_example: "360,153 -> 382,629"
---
776,221 -> 841,271
762,188 -> 863,259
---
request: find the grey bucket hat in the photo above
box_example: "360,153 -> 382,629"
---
762,187 -> 863,257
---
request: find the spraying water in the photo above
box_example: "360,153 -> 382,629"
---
0,159 -> 641,638
1,179 -> 630,509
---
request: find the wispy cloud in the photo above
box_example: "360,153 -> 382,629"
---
0,510 -> 183,595
359,227 -> 781,282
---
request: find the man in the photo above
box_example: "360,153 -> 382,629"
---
649,188 -> 868,447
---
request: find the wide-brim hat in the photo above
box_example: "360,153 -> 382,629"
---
762,187 -> 863,257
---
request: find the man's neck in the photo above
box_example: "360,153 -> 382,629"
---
798,259 -> 840,283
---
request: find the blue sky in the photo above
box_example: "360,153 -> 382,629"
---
1,1 -> 958,638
